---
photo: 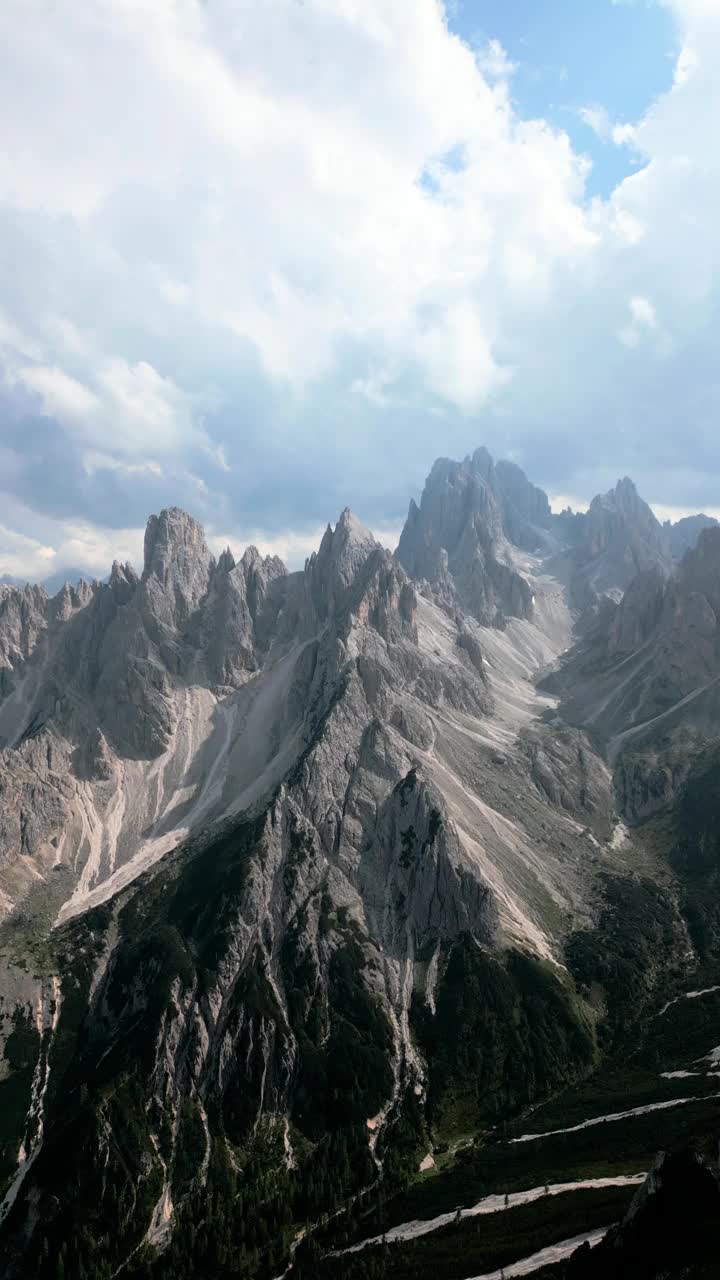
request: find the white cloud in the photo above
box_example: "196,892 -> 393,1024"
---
0,493 -> 145,583
81,452 -> 164,479
652,502 -> 720,523
549,494 -> 590,514
207,526 -> 326,572
612,122 -> 638,147
630,296 -> 658,328
0,0 -> 719,569
0,523 -> 55,581
619,294 -> 660,346
10,353 -> 201,458
580,105 -> 612,141
580,107 -> 639,151
14,365 -> 100,420
475,38 -> 517,80
1,503 -> 400,584
207,518 -> 402,572
0,0 -> 595,424
674,41 -> 700,85
95,358 -> 195,453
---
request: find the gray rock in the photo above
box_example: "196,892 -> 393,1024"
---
665,512 -> 719,559
396,448 -> 534,626
569,476 -> 673,611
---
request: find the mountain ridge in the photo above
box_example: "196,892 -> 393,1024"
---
1,449 -> 720,1280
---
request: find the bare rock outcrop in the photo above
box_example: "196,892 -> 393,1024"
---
397,448 -> 534,627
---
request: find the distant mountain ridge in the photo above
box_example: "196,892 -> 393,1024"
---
2,448 -> 720,1280
3,475 -> 715,600
665,512 -> 719,559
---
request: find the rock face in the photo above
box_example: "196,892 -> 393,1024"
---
7,447 -> 720,1280
665,511 -> 719,559
0,481 -> 611,942
396,448 -> 534,626
543,524 -> 720,827
553,526 -> 720,750
559,1150 -> 720,1278
0,450 -> 624,1278
569,477 -> 672,610
0,512 -> 291,912
494,458 -> 554,551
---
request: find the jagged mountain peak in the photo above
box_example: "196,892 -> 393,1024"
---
397,446 -> 533,626
469,443 -> 495,479
569,473 -> 672,608
670,523 -> 720,620
109,558 -> 137,585
688,522 -> 720,565
588,475 -> 657,521
5,457 -> 720,1280
48,576 -> 96,622
552,512 -> 720,800
216,545 -> 236,573
495,458 -> 554,551
142,505 -> 211,581
606,474 -> 639,505
424,445 -> 497,491
238,543 -> 261,569
9,453 -> 709,1280
334,505 -> 376,547
309,507 -> 379,590
664,511 -> 719,558
141,507 -> 214,642
235,544 -> 288,581
0,580 -> 48,604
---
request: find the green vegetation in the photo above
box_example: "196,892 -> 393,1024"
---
514,1064 -> 718,1135
0,1006 -> 39,1185
295,1185 -> 634,1280
327,1095 -> 720,1253
415,940 -> 595,1136
7,741 -> 720,1280
671,743 -> 720,961
566,874 -> 683,1049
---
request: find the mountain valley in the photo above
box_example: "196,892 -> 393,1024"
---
1,448 -> 720,1279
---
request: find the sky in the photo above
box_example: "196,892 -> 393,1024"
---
1,0 -> 720,583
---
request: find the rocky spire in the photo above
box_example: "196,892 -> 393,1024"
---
664,512 -> 719,559
300,508 -> 380,629
141,507 -> 213,631
569,476 -> 673,609
217,546 -> 236,574
494,459 -> 553,551
397,448 -> 533,626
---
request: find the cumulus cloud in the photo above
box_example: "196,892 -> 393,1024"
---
0,0 -> 719,578
618,294 -> 661,347
1,0 -> 591,409
14,365 -> 100,421
0,492 -> 145,584
580,105 -> 613,141
6,351 -> 204,458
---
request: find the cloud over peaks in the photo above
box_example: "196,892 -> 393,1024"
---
0,0 -> 719,578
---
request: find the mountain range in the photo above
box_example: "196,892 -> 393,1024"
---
1,448 -> 720,1280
